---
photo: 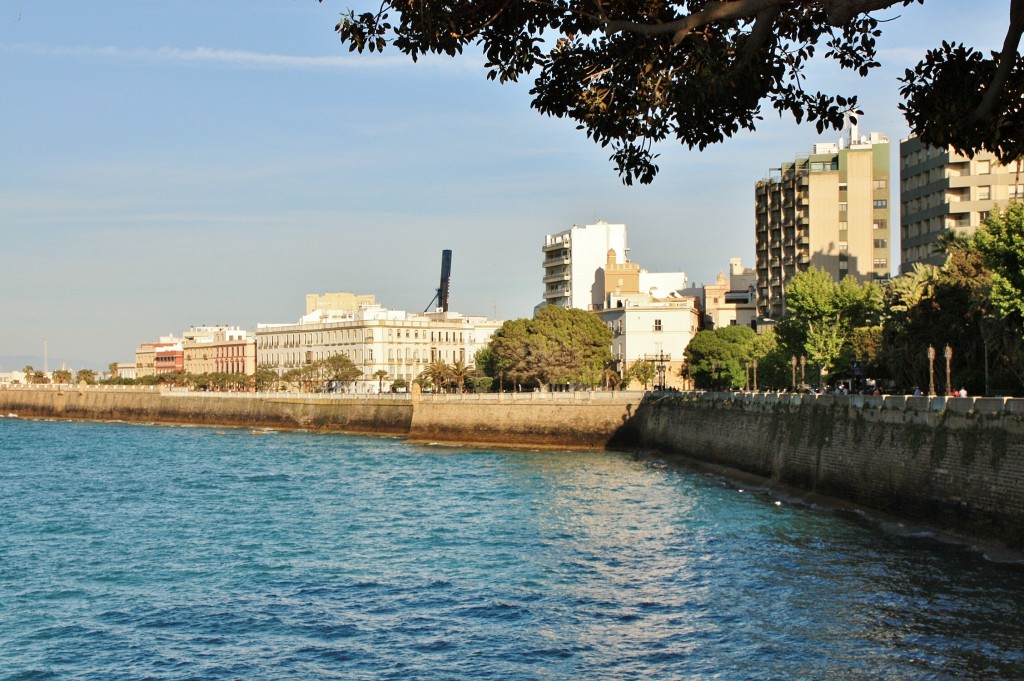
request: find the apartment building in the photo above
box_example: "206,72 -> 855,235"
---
703,258 -> 757,330
542,220 -> 690,313
755,129 -> 891,319
900,135 -> 1022,272
593,248 -> 699,388
182,326 -> 256,376
135,337 -> 181,378
542,221 -> 629,310
256,302 -> 502,393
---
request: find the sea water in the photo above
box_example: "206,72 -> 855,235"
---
1,418 -> 1022,680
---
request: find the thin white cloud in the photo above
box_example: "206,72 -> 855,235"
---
2,42 -> 484,71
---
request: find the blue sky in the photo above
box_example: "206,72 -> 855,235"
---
0,0 -> 1009,369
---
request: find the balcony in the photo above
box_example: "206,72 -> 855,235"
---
542,255 -> 570,268
543,272 -> 570,284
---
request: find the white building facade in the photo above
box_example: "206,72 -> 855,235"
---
255,305 -> 502,393
542,221 -> 628,310
597,292 -> 701,390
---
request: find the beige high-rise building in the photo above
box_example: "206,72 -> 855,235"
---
755,130 -> 891,319
306,292 -> 377,315
900,136 -> 1022,272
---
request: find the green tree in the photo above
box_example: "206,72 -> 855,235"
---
254,365 -> 279,392
684,325 -> 760,390
626,361 -> 657,390
448,360 -> 473,393
466,375 -> 492,393
420,360 -> 452,393
776,267 -> 882,383
975,202 -> 1024,324
156,370 -> 188,387
374,369 -> 389,394
321,354 -> 363,390
748,327 -> 792,390
52,369 -> 72,384
22,366 -> 40,384
328,0 -> 1024,183
74,369 -> 97,385
602,366 -> 623,391
485,318 -> 534,389
391,377 -> 409,392
483,306 -> 612,391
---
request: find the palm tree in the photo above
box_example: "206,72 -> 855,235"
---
420,360 -> 452,393
374,369 -> 388,393
448,360 -> 473,393
602,367 -> 622,391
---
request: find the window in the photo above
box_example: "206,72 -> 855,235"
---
873,199 -> 888,208
978,185 -> 991,201
838,202 -> 848,212
873,219 -> 887,231
654,319 -> 663,332
980,211 -> 991,222
1011,184 -> 1024,199
977,159 -> 991,175
839,242 -> 849,252
874,239 -> 887,248
873,179 -> 887,190
873,258 -> 888,269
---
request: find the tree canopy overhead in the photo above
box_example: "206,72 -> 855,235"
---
327,0 -> 1024,183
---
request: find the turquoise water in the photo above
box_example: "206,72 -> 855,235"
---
1,419 -> 1022,680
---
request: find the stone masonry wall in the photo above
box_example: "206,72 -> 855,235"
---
632,392 -> 1024,549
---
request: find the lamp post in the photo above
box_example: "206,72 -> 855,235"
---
799,355 -> 806,389
927,345 -> 936,396
753,359 -> 759,393
790,355 -> 797,392
744,361 -> 750,391
944,344 -> 953,396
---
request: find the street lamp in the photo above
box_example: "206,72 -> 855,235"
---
944,344 -> 953,396
927,345 -> 936,396
753,359 -> 759,393
799,355 -> 806,389
744,361 -> 750,391
790,355 -> 797,392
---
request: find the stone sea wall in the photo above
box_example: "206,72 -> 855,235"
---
0,385 -> 637,447
631,392 -> 1024,550
0,385 -> 413,435
3,385 -> 1023,548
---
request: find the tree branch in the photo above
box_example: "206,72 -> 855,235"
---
821,0 -> 905,25
973,0 -> 1024,122
599,0 -> 907,46
602,0 -> 785,45
738,5 -> 782,65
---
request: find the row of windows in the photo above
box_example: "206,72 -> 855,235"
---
259,329 -> 471,349
837,199 -> 886,212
